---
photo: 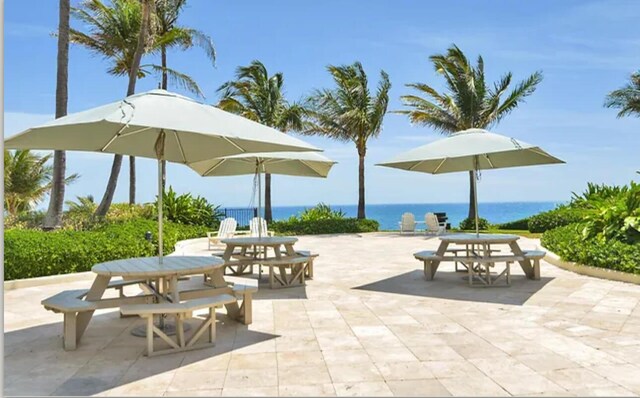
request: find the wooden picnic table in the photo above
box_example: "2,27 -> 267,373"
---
76,256 -> 240,344
220,236 -> 298,275
422,233 -> 536,283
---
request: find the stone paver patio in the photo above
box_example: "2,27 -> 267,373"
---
5,233 -> 640,396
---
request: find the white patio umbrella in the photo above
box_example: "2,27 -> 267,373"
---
377,128 -> 565,235
5,89 -> 321,261
188,151 -> 336,236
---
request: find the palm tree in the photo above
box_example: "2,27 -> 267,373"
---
217,60 -> 305,222
71,0 -> 203,215
65,195 -> 97,213
154,0 -> 216,189
396,44 -> 543,219
305,62 -> 391,219
43,0 -> 71,229
4,150 -> 78,218
605,71 -> 640,118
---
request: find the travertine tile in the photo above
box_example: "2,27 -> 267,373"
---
326,362 -> 383,383
375,361 -> 434,381
386,379 -> 451,397
333,381 -> 393,396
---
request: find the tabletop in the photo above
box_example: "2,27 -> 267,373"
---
439,233 -> 520,244
220,236 -> 298,246
92,256 -> 225,277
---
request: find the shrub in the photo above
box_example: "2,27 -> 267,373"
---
4,219 -> 208,280
296,203 -> 346,222
579,181 -> 640,243
494,217 -> 530,230
542,225 -> 640,274
528,205 -> 585,233
156,186 -> 223,228
458,217 -> 490,230
270,218 -> 379,235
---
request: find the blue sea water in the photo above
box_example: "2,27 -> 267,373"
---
270,202 -> 559,230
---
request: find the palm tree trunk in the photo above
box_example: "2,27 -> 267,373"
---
264,173 -> 272,222
95,0 -> 151,217
43,0 -> 70,229
467,170 -> 476,220
357,147 -> 366,219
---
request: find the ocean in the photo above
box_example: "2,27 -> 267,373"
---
270,202 -> 559,230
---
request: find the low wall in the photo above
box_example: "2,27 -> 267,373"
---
539,244 -> 640,285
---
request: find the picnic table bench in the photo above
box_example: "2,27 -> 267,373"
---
414,243 -> 546,286
121,294 -> 237,356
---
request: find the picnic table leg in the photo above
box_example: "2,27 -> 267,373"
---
508,242 -> 534,279
74,275 -> 111,347
208,269 -> 245,324
425,240 -> 449,281
284,243 -> 296,256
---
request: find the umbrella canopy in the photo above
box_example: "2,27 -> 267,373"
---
377,128 -> 563,174
5,89 -> 320,162
189,151 -> 336,178
377,128 -> 565,234
189,151 -> 336,237
4,89 -> 321,262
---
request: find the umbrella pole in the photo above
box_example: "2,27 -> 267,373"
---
158,158 -> 164,263
473,156 -> 479,237
258,166 -> 262,239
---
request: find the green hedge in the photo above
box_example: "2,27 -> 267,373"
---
541,225 -> 640,274
270,218 -> 379,235
528,206 -> 586,233
494,217 -> 530,230
4,220 -> 208,280
458,217 -> 490,230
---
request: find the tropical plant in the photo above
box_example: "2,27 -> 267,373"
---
295,203 -> 346,222
396,44 -> 543,219
459,216 -> 489,230
71,0 -> 200,214
154,0 -> 216,189
44,0 -> 71,229
605,71 -> 640,118
304,61 -> 391,219
156,186 -> 223,227
217,60 -> 306,222
71,0 -> 151,213
580,181 -> 640,243
4,150 -> 78,219
66,195 -> 97,213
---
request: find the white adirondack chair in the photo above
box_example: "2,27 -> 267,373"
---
207,217 -> 237,250
249,217 -> 273,237
425,212 -> 446,235
398,212 -> 417,235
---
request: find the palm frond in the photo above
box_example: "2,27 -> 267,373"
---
143,64 -> 204,97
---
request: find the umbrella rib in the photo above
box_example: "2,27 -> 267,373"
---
408,160 -> 426,171
299,160 -> 324,177
101,124 -> 129,152
203,159 -> 227,176
432,158 -> 447,174
223,137 -> 246,153
483,154 -> 495,168
173,130 -> 187,163
119,126 -> 152,137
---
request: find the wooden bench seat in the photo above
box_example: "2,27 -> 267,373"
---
295,250 -> 319,279
258,256 -> 311,289
523,250 -> 545,280
121,294 -> 236,357
232,284 -> 257,324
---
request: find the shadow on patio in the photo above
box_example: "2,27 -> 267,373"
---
353,269 -> 554,305
4,311 -> 278,396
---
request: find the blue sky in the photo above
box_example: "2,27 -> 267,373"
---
4,0 -> 639,208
